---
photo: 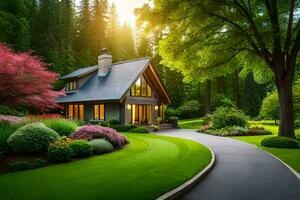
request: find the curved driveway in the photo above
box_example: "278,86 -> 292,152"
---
157,129 -> 300,200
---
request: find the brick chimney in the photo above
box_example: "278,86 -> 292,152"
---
98,48 -> 112,77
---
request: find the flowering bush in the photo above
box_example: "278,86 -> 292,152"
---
48,136 -> 73,163
69,125 -> 128,147
0,115 -> 23,124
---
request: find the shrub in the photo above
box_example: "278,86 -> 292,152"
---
0,121 -> 23,154
152,125 -> 159,132
89,139 -> 113,155
7,124 -> 59,154
156,117 -> 163,125
165,107 -> 180,118
34,159 -> 47,168
168,116 -> 179,128
110,125 -> 137,132
48,137 -> 73,163
212,94 -> 235,111
130,126 -> 149,133
0,105 -> 23,117
212,107 -> 249,129
198,125 -> 211,132
202,116 -> 211,125
70,140 -> 92,157
76,120 -> 86,126
99,121 -> 109,127
69,125 -> 128,147
43,118 -> 77,136
178,100 -> 201,119
295,120 -> 300,129
108,118 -> 120,125
9,161 -> 33,172
261,136 -> 299,149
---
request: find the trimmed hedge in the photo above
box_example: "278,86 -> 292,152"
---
48,137 -> 73,163
130,126 -> 149,133
43,118 -> 77,136
110,125 -> 137,132
9,161 -> 33,172
0,121 -> 23,155
7,124 -> 59,153
70,140 -> 92,157
261,136 -> 299,149
89,139 -> 113,154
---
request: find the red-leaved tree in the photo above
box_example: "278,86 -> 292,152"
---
0,43 -> 64,111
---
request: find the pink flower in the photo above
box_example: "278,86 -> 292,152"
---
69,125 -> 128,147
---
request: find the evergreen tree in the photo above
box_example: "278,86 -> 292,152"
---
107,3 -> 121,61
0,0 -> 34,51
75,0 -> 94,66
118,23 -> 136,60
91,0 -> 108,56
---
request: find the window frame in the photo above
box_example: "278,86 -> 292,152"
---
93,104 -> 105,120
130,75 -> 152,98
66,81 -> 78,91
67,104 -> 84,120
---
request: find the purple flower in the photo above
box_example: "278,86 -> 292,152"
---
69,125 -> 128,147
0,115 -> 23,123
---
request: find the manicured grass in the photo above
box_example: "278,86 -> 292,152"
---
179,118 -> 204,129
233,122 -> 300,173
0,133 -> 211,200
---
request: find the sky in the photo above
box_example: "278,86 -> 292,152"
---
108,0 -> 149,26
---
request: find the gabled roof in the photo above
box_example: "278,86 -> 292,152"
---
57,58 -> 152,103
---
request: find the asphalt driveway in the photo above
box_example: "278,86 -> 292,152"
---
157,129 -> 300,200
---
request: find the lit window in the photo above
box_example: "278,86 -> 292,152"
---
66,81 -> 77,91
94,104 -> 105,120
67,104 -> 84,120
130,75 -> 152,97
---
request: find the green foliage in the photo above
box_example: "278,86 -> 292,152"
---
9,161 -> 34,172
0,105 -> 23,116
0,121 -> 22,154
99,121 -> 110,127
43,118 -> 77,136
89,139 -> 113,155
165,107 -> 181,118
212,107 -> 249,129
130,126 -> 149,134
259,91 -> 279,121
108,118 -> 120,126
178,100 -> 201,119
261,136 -> 299,149
211,94 -> 235,111
152,125 -> 159,132
34,159 -> 47,168
69,140 -> 92,158
7,124 -> 59,154
110,125 -> 137,132
48,137 -> 73,163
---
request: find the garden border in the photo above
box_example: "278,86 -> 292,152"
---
156,146 -> 215,200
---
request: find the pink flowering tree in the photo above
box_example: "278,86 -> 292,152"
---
0,43 -> 64,111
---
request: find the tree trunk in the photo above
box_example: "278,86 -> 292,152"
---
205,79 -> 211,115
275,76 -> 295,138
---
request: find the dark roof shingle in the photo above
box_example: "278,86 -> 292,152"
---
56,58 -> 150,103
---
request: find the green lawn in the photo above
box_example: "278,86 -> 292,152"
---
232,122 -> 300,173
179,118 -> 204,129
0,133 -> 211,200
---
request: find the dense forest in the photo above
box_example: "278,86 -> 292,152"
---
0,0 -> 278,119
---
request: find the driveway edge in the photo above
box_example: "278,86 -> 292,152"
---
156,146 -> 216,200
258,148 -> 300,179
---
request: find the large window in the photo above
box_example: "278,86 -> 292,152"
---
130,75 -> 152,97
66,81 -> 77,91
129,104 -> 152,125
67,104 -> 84,120
94,104 -> 105,120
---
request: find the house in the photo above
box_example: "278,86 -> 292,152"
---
57,49 -> 171,125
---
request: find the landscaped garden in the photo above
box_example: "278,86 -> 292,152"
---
0,128 -> 211,200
